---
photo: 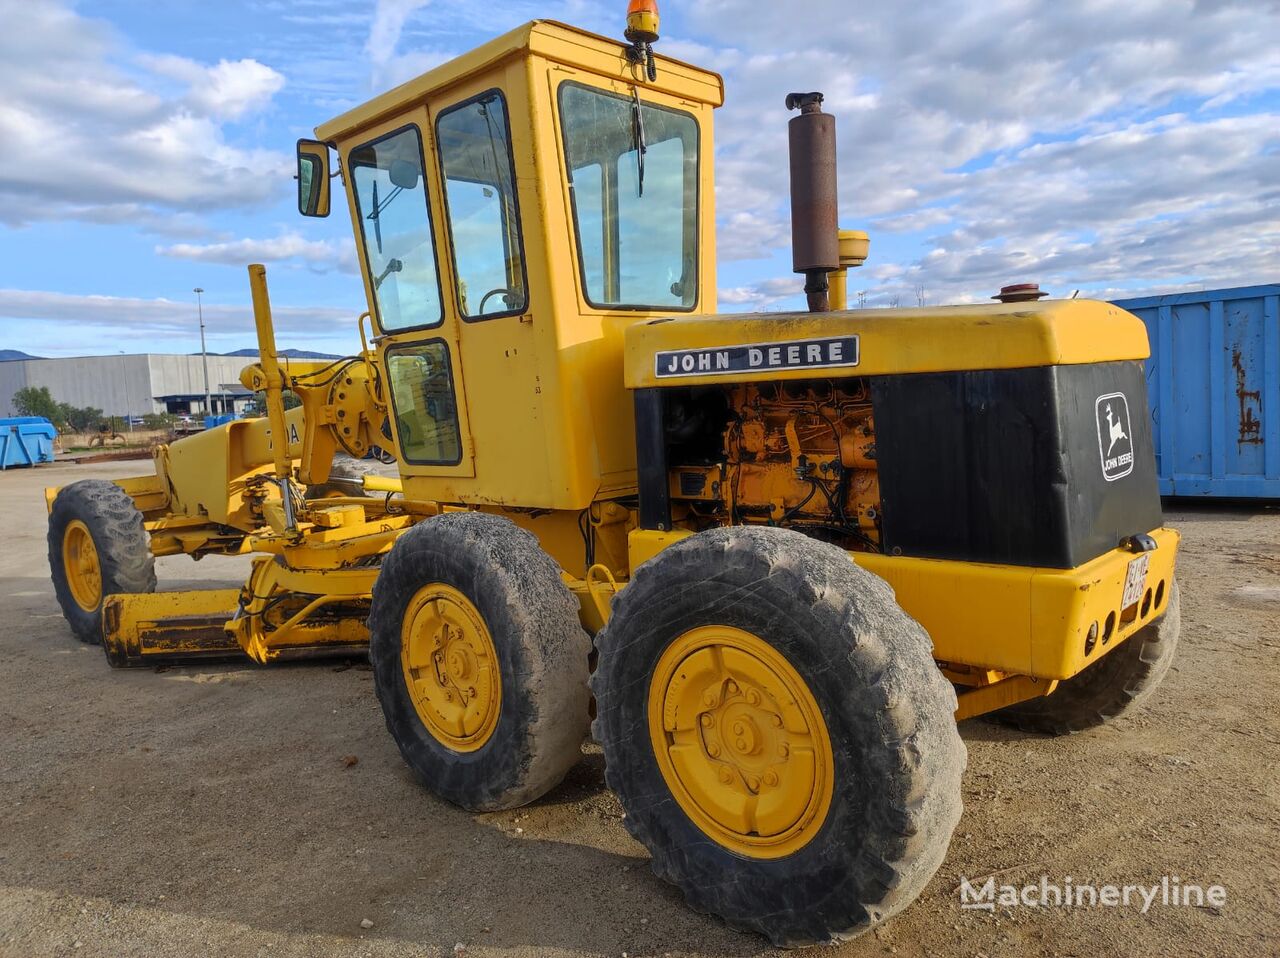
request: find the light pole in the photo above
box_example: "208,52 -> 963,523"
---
194,287 -> 212,416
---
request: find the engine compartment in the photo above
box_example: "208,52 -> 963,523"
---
664,378 -> 882,550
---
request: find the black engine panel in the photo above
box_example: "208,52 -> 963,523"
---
870,360 -> 1162,568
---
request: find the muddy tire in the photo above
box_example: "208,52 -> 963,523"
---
591,526 -> 966,947
992,580 -> 1181,735
47,480 -> 156,644
368,512 -> 591,811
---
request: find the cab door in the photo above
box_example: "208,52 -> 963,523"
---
343,111 -> 476,477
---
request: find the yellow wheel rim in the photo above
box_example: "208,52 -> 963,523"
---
401,584 -> 501,752
648,626 -> 835,859
62,519 -> 103,611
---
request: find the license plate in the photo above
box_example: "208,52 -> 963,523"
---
1122,553 -> 1150,609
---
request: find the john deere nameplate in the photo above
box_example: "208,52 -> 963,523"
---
655,336 -> 860,378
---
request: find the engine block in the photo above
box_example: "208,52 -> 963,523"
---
666,379 -> 881,549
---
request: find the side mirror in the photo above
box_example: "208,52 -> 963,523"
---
389,158 -> 421,190
296,139 -> 330,217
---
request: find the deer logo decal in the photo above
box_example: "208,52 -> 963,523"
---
1096,392 -> 1134,481
1104,403 -> 1128,454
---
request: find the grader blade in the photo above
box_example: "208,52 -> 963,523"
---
101,590 -> 244,667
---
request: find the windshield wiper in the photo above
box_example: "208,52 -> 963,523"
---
367,180 -> 406,255
631,86 -> 647,197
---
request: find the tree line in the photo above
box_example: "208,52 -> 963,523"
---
9,386 -> 177,432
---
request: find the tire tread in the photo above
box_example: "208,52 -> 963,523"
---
992,580 -> 1181,736
47,479 -> 156,644
368,512 -> 591,811
592,526 -> 965,947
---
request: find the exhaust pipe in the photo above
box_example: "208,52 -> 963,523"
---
787,92 -> 839,312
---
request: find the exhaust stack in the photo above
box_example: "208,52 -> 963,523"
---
787,92 -> 839,312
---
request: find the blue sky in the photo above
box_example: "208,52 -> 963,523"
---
1,0 -> 1276,358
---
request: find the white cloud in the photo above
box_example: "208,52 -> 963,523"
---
138,54 -> 286,121
871,208 -> 955,235
0,288 -> 357,350
0,1 -> 289,228
880,112 -> 1280,301
718,277 -> 802,310
359,0 -> 620,91
686,0 -> 1280,304
365,0 -> 456,89
157,232 -> 358,274
367,0 -> 432,67
2,0 -> 1277,338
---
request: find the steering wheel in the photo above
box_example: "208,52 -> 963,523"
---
477,287 -> 519,315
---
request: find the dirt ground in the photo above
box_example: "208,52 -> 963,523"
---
1,460 -> 1277,958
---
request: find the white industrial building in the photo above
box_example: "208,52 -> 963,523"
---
0,354 -> 260,419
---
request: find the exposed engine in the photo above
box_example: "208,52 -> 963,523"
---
665,379 -> 881,550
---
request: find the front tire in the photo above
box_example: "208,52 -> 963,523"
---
47,480 -> 156,644
592,526 -> 966,947
992,579 -> 1181,735
368,512 -> 591,811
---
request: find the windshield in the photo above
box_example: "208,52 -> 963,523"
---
437,90 -> 527,319
559,83 -> 698,310
350,125 -> 443,332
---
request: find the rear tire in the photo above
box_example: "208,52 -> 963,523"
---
592,526 -> 965,947
368,512 -> 591,811
48,480 -> 156,644
992,580 -> 1181,735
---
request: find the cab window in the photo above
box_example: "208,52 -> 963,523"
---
436,91 -> 528,319
559,82 -> 698,310
385,341 -> 462,465
350,125 -> 443,332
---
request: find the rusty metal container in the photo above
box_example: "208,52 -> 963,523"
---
1112,284 -> 1280,497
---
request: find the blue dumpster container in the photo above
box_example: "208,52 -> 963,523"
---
204,413 -> 236,429
0,417 -> 58,470
1112,284 -> 1280,497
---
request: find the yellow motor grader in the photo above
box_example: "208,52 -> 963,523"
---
45,4 -> 1180,946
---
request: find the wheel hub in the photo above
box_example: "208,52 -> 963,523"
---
401,584 -> 501,752
702,683 -> 782,788
648,626 -> 834,859
62,519 -> 103,611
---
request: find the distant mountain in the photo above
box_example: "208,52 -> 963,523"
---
0,349 -> 40,361
218,348 -> 343,359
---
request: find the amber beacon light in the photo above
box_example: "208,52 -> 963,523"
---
624,0 -> 660,80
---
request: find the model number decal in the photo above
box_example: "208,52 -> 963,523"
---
655,335 -> 860,378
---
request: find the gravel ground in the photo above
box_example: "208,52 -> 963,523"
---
1,460 -> 1277,958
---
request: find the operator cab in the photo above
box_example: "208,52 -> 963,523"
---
298,20 -> 722,511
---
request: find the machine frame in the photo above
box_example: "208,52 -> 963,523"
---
46,18 -> 1176,714
44,12 -> 1182,945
